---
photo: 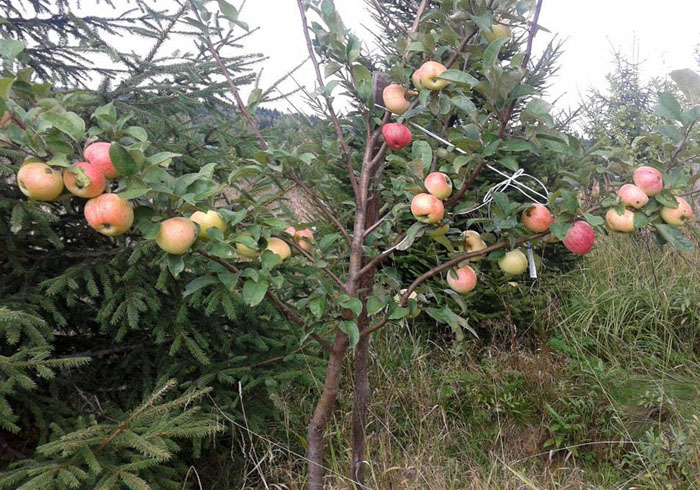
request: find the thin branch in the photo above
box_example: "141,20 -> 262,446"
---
291,176 -> 352,246
668,121 -> 696,170
276,235 -> 346,290
360,318 -> 387,338
368,0 -> 410,37
357,231 -> 407,277
294,0 -> 359,198
445,160 -> 488,207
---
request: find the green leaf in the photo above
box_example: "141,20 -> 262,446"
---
670,68 -> 700,105
633,211 -> 651,229
309,296 -> 325,319
396,222 -> 426,251
125,126 -> 148,142
405,41 -> 425,52
324,62 -> 341,78
655,190 -> 678,208
0,40 -> 24,61
119,177 -> 150,199
656,224 -> 695,253
367,295 -> 386,316
0,77 -> 15,99
412,140 -> 432,168
655,92 -> 682,121
109,143 -> 138,177
146,151 -> 181,167
352,64 -> 372,102
183,275 -> 218,297
218,0 -> 238,21
483,37 -> 509,68
42,112 -> 85,142
583,212 -> 604,227
260,249 -> 282,270
167,255 -> 185,277
242,279 -> 268,307
561,190 -> 579,214
450,96 -> 477,116
339,295 -> 363,317
439,70 -> 479,87
550,220 -> 572,240
339,320 -> 360,347
388,307 -> 409,320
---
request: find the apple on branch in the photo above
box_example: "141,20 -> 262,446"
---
660,196 -> 693,226
16,161 -> 64,201
235,233 -> 259,259
447,265 -> 477,293
84,193 -> 134,237
424,172 -> 452,200
522,204 -> 555,232
381,123 -> 412,150
190,210 -> 226,239
382,84 -> 411,115
266,237 -> 292,261
633,166 -> 663,196
411,193 -> 444,224
285,226 -> 314,252
483,21 -> 512,43
412,61 -> 450,91
155,217 -> 198,255
463,230 -> 487,261
563,221 -> 595,254
84,142 -> 119,180
617,184 -> 649,209
605,208 -> 635,233
498,249 -> 528,275
63,162 -> 106,198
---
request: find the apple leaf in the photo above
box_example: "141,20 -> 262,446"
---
125,126 -> 148,142
654,92 -> 682,121
450,96 -> 477,116
550,219 -> 572,240
656,224 -> 695,253
412,140 -> 432,169
339,294 -> 363,317
633,211 -> 651,229
483,37 -> 509,68
670,68 -> 700,105
260,249 -> 281,271
43,111 -> 85,142
339,320 -> 360,347
119,177 -> 150,199
439,70 -> 479,87
397,222 -> 426,251
109,143 -> 138,177
367,295 -> 386,316
654,190 -> 678,208
167,255 -> 185,278
388,306 -> 409,320
0,77 -> 15,99
309,296 -> 325,319
242,279 -> 268,307
0,39 -> 24,61
583,212 -> 604,227
183,275 -> 218,297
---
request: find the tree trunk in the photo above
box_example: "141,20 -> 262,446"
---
307,332 -> 349,490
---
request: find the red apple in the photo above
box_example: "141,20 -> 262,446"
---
17,162 -> 64,201
446,265 -> 477,293
522,204 -> 555,232
605,208 -> 635,233
84,193 -> 133,236
411,193 -> 444,224
382,84 -> 411,114
266,237 -> 291,261
155,217 -> 197,255
381,123 -> 412,150
63,162 -> 105,198
424,172 -> 452,200
84,142 -> 119,180
285,226 -> 314,252
660,196 -> 693,225
633,166 -> 663,196
617,184 -> 649,209
563,221 -> 595,254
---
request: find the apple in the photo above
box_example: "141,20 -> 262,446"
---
483,22 -> 512,43
16,162 -> 64,201
447,265 -> 477,293
190,210 -> 226,239
266,237 -> 291,261
84,193 -> 133,236
235,233 -> 259,259
498,249 -> 528,275
155,217 -> 197,255
424,172 -> 452,200
464,230 -> 487,261
285,226 -> 314,252
412,61 -> 449,91
660,196 -> 693,226
605,208 -> 635,233
411,193 -> 444,224
382,84 -> 411,115
617,184 -> 649,209
382,123 -> 412,150
63,162 -> 106,198
563,221 -> 595,254
84,142 -> 119,180
633,166 -> 663,196
522,204 -> 554,232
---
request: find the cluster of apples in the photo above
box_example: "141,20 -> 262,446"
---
605,166 -> 693,231
16,143 -> 135,237
232,226 -> 313,262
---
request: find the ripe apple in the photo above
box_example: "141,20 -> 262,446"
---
605,208 -> 635,233
464,230 -> 487,261
632,166 -> 663,196
413,61 -> 449,91
660,196 -> 693,226
617,184 -> 649,209
84,142 -> 119,180
483,22 -> 512,43
424,172 -> 452,200
190,210 -> 226,239
84,193 -> 133,236
522,204 -> 555,232
382,123 -> 412,150
285,226 -> 314,252
235,233 -> 259,259
498,249 -> 528,275
63,162 -> 105,198
411,193 -> 444,224
16,162 -> 64,201
382,84 -> 411,114
155,217 -> 197,255
266,237 -> 291,261
447,265 -> 477,293
563,221 -> 595,254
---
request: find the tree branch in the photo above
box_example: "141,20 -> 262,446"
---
276,235 -> 346,290
445,160 -> 488,207
290,175 -> 352,247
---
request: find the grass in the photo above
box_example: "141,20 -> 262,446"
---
212,233 -> 700,489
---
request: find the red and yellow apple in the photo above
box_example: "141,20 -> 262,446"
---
660,196 -> 693,225
483,22 -> 512,43
424,172 -> 452,200
63,162 -> 105,198
381,123 -> 412,150
412,61 -> 450,91
84,193 -> 133,236
411,193 -> 444,224
498,249 -> 528,275
605,208 -> 635,233
16,162 -> 64,201
447,265 -> 477,293
522,204 -> 555,232
617,184 -> 649,209
382,84 -> 411,114
266,237 -> 291,261
285,226 -> 314,252
155,217 -> 197,255
563,221 -> 595,254
633,166 -> 663,196
464,230 -> 487,261
84,142 -> 119,180
190,210 -> 226,239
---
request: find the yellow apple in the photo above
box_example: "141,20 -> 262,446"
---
190,210 -> 226,239
498,249 -> 528,275
266,237 -> 291,261
16,162 -> 64,201
155,217 -> 198,255
382,84 -> 411,114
